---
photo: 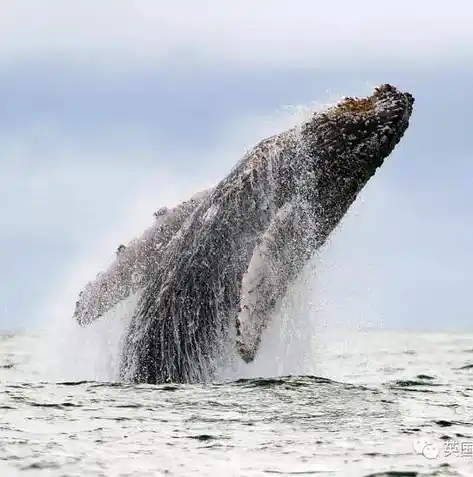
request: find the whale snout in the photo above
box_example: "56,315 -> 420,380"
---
299,83 -> 415,187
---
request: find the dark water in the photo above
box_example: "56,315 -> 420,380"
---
1,330 -> 473,476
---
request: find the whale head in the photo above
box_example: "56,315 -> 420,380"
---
304,83 -> 414,169
298,84 -> 414,236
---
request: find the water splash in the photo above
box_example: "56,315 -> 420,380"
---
22,294 -> 138,383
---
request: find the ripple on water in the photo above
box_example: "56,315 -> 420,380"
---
1,331 -> 473,476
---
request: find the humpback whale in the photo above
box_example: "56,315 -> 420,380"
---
106,84 -> 415,384
74,85 -> 414,383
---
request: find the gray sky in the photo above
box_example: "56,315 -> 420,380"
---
1,1 -> 472,331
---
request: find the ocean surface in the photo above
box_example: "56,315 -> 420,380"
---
1,326 -> 473,477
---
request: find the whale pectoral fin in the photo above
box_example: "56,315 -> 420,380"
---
74,237 -> 160,326
236,201 -> 315,362
73,191 -> 212,327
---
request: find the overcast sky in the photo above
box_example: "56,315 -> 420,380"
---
0,1 -> 472,332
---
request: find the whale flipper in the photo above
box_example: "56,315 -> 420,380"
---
236,199 -> 317,362
73,190 -> 211,326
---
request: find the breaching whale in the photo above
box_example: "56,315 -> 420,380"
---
75,84 -> 414,384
